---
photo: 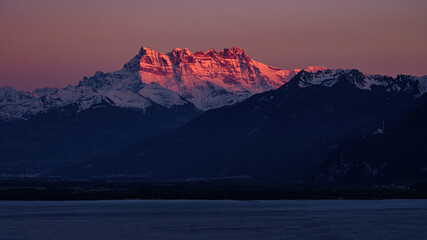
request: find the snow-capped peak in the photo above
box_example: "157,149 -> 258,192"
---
0,87 -> 36,105
2,45 -> 425,122
289,68 -> 427,96
302,66 -> 328,72
137,46 -> 319,110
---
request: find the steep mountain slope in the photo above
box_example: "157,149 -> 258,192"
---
137,47 -> 324,110
0,46 -> 323,122
314,99 -> 427,185
0,48 -> 196,121
55,69 -> 427,180
0,102 -> 200,175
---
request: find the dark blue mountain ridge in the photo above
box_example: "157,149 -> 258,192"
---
53,69 -> 427,181
0,100 -> 200,175
314,97 -> 427,185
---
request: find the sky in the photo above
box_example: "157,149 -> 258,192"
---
1,0 -> 426,90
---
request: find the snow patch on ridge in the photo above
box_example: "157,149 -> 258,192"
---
2,45 -> 425,122
138,82 -> 187,108
137,47 -> 324,110
293,69 -> 427,96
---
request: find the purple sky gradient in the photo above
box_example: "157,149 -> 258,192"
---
1,0 -> 426,90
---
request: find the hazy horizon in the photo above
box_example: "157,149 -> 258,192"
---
1,0 -> 427,90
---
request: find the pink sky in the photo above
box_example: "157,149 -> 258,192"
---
1,0 -> 426,90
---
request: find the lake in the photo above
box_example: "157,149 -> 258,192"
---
1,200 -> 426,239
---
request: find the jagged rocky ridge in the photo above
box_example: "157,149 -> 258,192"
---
0,49 -> 195,121
290,69 -> 427,95
2,57 -> 426,122
137,47 -> 323,110
0,46 -> 325,121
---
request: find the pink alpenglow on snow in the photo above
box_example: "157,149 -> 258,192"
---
0,46 -> 326,120
137,46 -> 323,110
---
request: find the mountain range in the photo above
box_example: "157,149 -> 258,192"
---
0,46 -> 320,175
1,46 -> 426,185
55,68 -> 427,183
0,46 -> 324,122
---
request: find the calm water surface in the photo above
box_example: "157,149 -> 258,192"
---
1,200 -> 426,240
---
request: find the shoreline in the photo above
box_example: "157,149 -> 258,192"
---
1,178 -> 426,201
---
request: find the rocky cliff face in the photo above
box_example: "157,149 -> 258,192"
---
6,46 -> 425,122
137,46 -> 316,110
0,46 -> 323,121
